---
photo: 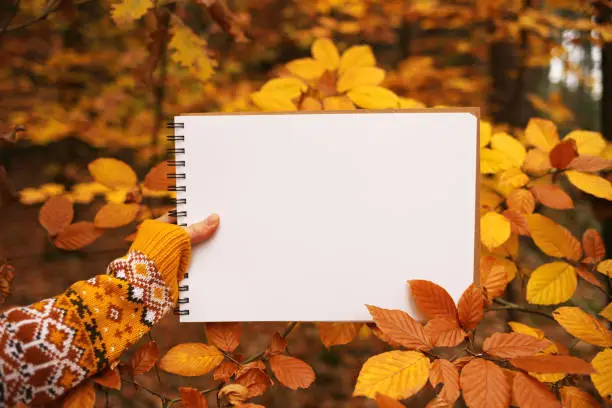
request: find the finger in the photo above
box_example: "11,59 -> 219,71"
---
187,213 -> 220,245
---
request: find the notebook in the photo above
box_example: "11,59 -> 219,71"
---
171,110 -> 480,322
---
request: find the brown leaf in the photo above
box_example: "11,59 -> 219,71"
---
200,0 -> 249,43
582,228 -> 606,264
549,139 -> 578,169
131,340 -> 158,375
512,372 -> 561,408
206,322 -> 241,353
568,155 -> 612,172
480,256 -> 508,300
408,280 -> 458,321
483,333 -> 549,359
218,384 -> 249,406
506,188 -> 535,214
236,361 -> 266,377
371,324 -> 403,348
180,387 -> 208,408
576,266 -> 604,289
144,161 -> 172,191
459,359 -> 510,408
213,361 -> 239,381
510,355 -> 595,374
375,393 -> 406,407
366,305 -> 430,350
424,318 -> 467,347
0,261 -> 15,305
457,284 -> 485,331
502,209 -> 530,236
94,203 -> 140,229
93,367 -> 121,390
452,356 -> 474,370
235,366 -> 272,398
269,355 -> 315,390
429,359 -> 460,405
267,332 -> 287,355
317,323 -> 361,348
530,184 -> 574,210
39,195 -> 74,236
559,386 -> 600,407
63,381 -> 95,408
54,222 -> 104,250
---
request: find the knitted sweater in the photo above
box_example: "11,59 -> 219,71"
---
0,221 -> 191,407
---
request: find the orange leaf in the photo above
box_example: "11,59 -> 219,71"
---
269,355 -> 315,390
424,318 -> 466,347
459,359 -> 510,408
180,387 -> 208,408
480,256 -> 508,300
527,214 -> 582,261
235,366 -> 272,398
375,393 -> 406,408
92,367 -> 121,390
131,340 -> 158,375
94,203 -> 140,228
502,209 -> 530,236
408,280 -> 458,321
506,188 -> 535,214
144,161 -> 173,191
530,185 -> 574,210
549,139 -> 578,169
559,386 -> 600,407
300,96 -> 323,111
39,195 -> 74,236
367,305 -> 430,350
268,332 -> 287,355
457,284 -> 485,331
317,322 -> 361,348
510,355 -> 595,374
206,322 -> 241,352
483,333 -> 549,358
429,359 -> 460,404
213,361 -> 239,382
568,155 -> 612,173
582,228 -> 605,264
218,384 -> 249,406
54,222 -> 103,250
371,325 -> 403,348
576,266 -> 604,289
512,372 -> 561,408
63,381 -> 95,408
159,343 -> 224,376
452,356 -> 473,370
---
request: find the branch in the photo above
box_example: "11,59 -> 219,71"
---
0,0 -> 95,34
242,321 -> 298,365
489,298 -> 556,321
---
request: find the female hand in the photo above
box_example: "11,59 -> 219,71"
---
158,212 -> 220,245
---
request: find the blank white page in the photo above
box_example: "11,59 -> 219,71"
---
176,111 -> 478,322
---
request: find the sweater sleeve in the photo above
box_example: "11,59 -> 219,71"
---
0,220 -> 191,407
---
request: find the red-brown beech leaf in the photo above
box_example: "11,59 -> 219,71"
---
180,387 -> 208,408
54,222 -> 104,250
235,366 -> 272,398
39,195 -> 74,236
206,322 -> 241,352
583,228 -> 606,264
131,340 -> 159,375
144,161 -> 173,191
269,355 -> 315,390
317,322 -> 361,348
512,372 -> 561,408
530,184 -> 574,210
483,333 -> 549,359
509,355 -> 595,374
424,318 -> 467,347
213,361 -> 239,382
459,359 -> 510,408
480,256 -> 509,300
502,209 -> 530,236
92,367 -> 121,390
576,266 -> 604,289
408,280 -> 458,321
429,359 -> 460,405
568,155 -> 612,172
367,305 -> 430,350
267,332 -> 287,355
549,139 -> 578,169
457,284 -> 485,331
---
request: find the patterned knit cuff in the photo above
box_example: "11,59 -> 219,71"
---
129,220 -> 191,302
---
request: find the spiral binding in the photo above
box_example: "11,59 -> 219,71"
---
168,121 -> 190,316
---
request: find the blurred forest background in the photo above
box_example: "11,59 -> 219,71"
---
1,0 -> 612,407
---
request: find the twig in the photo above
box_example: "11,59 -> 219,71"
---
242,321 -> 298,364
490,298 -> 555,320
121,379 -> 169,404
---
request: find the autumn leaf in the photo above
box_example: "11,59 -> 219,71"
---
366,305 -> 430,350
459,359 -> 510,408
286,58 -> 325,80
92,367 -> 121,390
559,386 -> 600,408
339,45 -> 376,74
375,393 -> 406,408
429,359 -> 460,405
54,222 -> 104,250
552,307 -> 612,347
525,118 -> 559,152
563,130 -> 606,156
269,355 -> 315,390
94,202 -> 140,229
88,158 -> 137,190
347,86 -> 399,109
483,332 -> 549,359
480,256 -> 509,300
267,332 -> 287,355
251,91 -> 297,111
144,162 -> 172,191
512,372 -> 561,408
591,349 -> 612,402
576,266 -> 604,290
200,0 -> 248,43
530,184 -> 574,210
218,384 -> 249,406
159,343 -> 224,376
510,355 -> 594,374
568,155 -> 612,172
353,350 -> 430,399
311,37 -> 340,71
490,132 -> 527,167
63,381 -> 95,408
169,16 -> 216,82
180,387 -> 208,408
598,260 -> 612,277
524,148 -> 552,175
508,321 -> 544,339
317,322 -> 361,348
235,365 -> 272,398
566,170 -> 612,200
582,228 -> 606,264
323,95 -> 356,110
526,214 -> 582,261
111,0 -> 153,26
506,188 -> 535,214
549,139 -> 578,169
526,262 -> 577,305
502,209 -> 530,236
205,322 -> 241,353
337,67 -> 385,93
131,340 -> 158,375
424,318 -> 466,347
261,77 -> 307,100
457,284 -> 485,331
213,361 -> 238,381
480,148 -> 514,174
480,212 -> 511,249
408,280 -> 458,321
600,303 -> 612,322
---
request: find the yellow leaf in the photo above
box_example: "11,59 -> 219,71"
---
480,212 -> 511,250
251,92 -> 297,112
260,78 -> 307,100
399,98 -> 426,109
300,97 -> 323,111
339,45 -> 376,74
159,343 -> 224,376
347,86 -> 399,109
94,203 -> 140,229
286,58 -> 326,80
591,349 -> 612,402
311,38 -> 340,71
491,133 -> 526,167
323,95 -> 356,110
599,303 -> 612,322
508,322 -> 545,339
88,158 -> 137,190
353,350 -> 430,399
597,260 -> 612,277
111,0 -> 153,25
526,214 -> 582,261
496,168 -> 529,191
480,148 -> 513,174
525,118 -> 559,152
553,307 -> 612,347
480,121 -> 492,148
169,17 -> 216,82
564,130 -> 606,157
337,67 -> 385,93
566,170 -> 612,200
523,148 -> 552,175
526,262 -> 577,305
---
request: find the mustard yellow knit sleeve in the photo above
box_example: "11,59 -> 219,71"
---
0,220 -> 191,407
